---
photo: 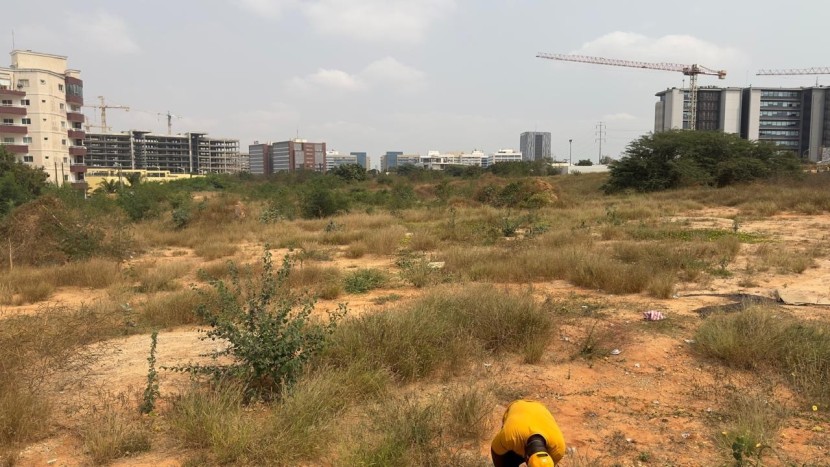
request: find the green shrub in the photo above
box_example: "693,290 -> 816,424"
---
301,185 -> 349,218
344,268 -> 387,294
171,250 -> 346,399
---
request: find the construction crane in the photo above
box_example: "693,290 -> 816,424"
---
84,96 -> 130,132
158,110 -> 182,135
536,52 -> 727,131
757,67 -> 830,76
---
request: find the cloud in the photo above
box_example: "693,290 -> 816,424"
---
233,0 -> 296,19
288,58 -> 425,94
362,57 -> 426,90
572,31 -> 744,68
67,11 -> 140,54
601,112 -> 639,122
231,0 -> 455,43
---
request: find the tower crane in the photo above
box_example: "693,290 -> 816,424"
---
157,111 -> 182,135
757,67 -> 830,76
536,52 -> 727,131
84,96 -> 130,132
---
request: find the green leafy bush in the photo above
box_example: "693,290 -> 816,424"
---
344,268 -> 388,293
172,250 -> 346,399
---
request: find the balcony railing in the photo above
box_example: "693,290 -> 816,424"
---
68,129 -> 85,139
0,88 -> 25,97
0,105 -> 26,116
69,163 -> 87,173
66,112 -> 85,123
69,146 -> 87,157
0,124 -> 27,134
0,143 -> 28,154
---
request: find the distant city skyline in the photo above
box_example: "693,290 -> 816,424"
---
4,1 -> 828,166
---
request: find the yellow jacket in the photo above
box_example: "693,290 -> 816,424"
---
491,400 -> 566,463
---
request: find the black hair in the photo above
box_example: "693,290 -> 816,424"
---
525,434 -> 547,458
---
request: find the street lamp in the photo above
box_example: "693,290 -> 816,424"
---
568,139 -> 573,167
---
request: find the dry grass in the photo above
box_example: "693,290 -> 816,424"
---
751,243 -> 821,274
0,259 -> 124,305
130,260 -> 193,293
138,289 -> 202,328
80,397 -> 152,464
288,264 -> 343,299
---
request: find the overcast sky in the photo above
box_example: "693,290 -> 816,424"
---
5,0 -> 827,168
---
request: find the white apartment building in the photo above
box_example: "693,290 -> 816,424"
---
0,50 -> 87,188
488,148 -> 523,167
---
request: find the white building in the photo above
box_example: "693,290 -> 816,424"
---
421,150 -> 487,170
0,50 -> 87,188
488,148 -> 523,167
325,150 -> 358,171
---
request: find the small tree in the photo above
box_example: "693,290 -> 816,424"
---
575,159 -> 593,166
0,147 -> 49,217
330,163 -> 367,182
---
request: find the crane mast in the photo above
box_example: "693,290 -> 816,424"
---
84,96 -> 130,132
536,52 -> 727,131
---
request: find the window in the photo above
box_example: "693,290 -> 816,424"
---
21,118 -> 31,124
60,121 -> 66,129
23,155 -> 33,163
63,157 -> 68,163
23,137 -> 32,144
43,137 -> 48,141
2,137 -> 14,143
63,174 -> 69,181
17,79 -> 29,88
58,84 -> 64,92
41,99 -> 46,103
61,139 -> 67,146
0,100 -> 11,106
2,118 -> 12,125
59,103 -> 65,110
70,105 -> 80,112
40,79 -> 46,85
20,99 -> 30,106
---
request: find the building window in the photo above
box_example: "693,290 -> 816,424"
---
17,79 -> 29,88
59,103 -> 65,110
41,99 -> 46,103
62,139 -> 67,146
43,137 -> 48,141
2,118 -> 12,125
58,84 -> 64,91
63,157 -> 68,163
23,137 -> 32,144
21,118 -> 31,125
63,174 -> 69,181
2,137 -> 14,143
61,121 -> 66,129
0,100 -> 11,106
20,99 -> 30,106
23,155 -> 33,163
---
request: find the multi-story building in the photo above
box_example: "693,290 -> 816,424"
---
380,151 -> 403,171
655,86 -> 830,161
248,139 -> 326,175
488,148 -> 523,167
420,150 -> 487,170
520,131 -> 551,162
85,130 -> 243,174
350,151 -> 368,169
0,50 -> 87,188
325,150 -> 360,171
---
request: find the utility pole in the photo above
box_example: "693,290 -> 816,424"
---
595,122 -> 606,164
568,139 -> 573,167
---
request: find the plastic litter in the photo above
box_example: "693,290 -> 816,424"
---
643,310 -> 665,321
610,349 -> 621,355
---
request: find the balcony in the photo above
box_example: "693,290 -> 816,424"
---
66,112 -> 85,123
0,144 -> 28,154
0,88 -> 25,98
69,146 -> 87,157
68,129 -> 85,139
69,163 -> 87,173
0,105 -> 26,116
0,124 -> 27,135
66,94 -> 83,106
70,181 -> 88,191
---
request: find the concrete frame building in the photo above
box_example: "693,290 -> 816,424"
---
85,130 -> 243,174
0,50 -> 87,188
248,139 -> 326,175
520,131 -> 551,162
655,86 -> 830,161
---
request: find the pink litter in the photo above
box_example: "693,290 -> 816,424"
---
643,310 -> 665,321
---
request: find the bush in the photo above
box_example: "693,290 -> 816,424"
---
0,147 -> 48,218
344,268 -> 387,294
172,250 -> 346,399
605,131 -> 801,193
301,185 -> 349,219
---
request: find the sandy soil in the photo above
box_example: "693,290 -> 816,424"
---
7,210 -> 830,466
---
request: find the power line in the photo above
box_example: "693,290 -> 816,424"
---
595,122 -> 606,164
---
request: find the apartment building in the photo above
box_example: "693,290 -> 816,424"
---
85,130 -> 244,174
655,86 -> 830,161
520,131 -> 551,162
0,50 -> 87,188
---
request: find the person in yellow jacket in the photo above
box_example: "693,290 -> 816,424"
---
491,399 -> 566,467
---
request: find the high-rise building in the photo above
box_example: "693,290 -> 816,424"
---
350,151 -> 368,169
380,151 -> 403,171
85,130 -> 243,174
655,86 -> 830,161
0,50 -> 87,188
248,142 -> 272,175
249,139 -> 327,175
488,148 -> 523,167
520,132 -> 551,162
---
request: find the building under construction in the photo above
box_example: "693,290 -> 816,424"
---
84,130 -> 245,174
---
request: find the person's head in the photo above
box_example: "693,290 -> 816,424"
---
527,451 -> 555,467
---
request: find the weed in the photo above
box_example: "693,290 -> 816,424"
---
138,289 -> 202,328
372,293 -> 403,305
81,399 -> 151,464
344,268 -> 387,294
446,385 -> 492,440
139,331 -> 160,414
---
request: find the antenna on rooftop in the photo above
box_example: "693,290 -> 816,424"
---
11,30 -> 15,50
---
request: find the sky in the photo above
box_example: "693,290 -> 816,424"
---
4,0 -> 828,169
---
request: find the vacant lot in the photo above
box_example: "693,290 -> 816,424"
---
2,173 -> 829,466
